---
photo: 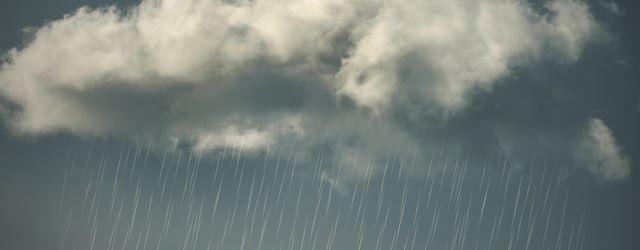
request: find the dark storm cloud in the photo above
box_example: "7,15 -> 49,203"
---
0,0 -> 632,183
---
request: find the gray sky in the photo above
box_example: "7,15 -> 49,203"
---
0,0 -> 639,249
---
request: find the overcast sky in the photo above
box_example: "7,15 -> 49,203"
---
0,0 -> 639,249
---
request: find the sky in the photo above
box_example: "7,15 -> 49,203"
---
0,0 -> 639,249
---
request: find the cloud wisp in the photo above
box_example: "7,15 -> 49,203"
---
574,118 -> 631,181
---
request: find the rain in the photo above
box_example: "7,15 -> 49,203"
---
55,140 -> 591,250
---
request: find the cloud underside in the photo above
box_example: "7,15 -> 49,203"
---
0,0 -> 628,181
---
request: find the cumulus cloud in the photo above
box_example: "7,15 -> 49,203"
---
338,0 -> 602,114
0,0 -> 608,183
574,118 -> 631,181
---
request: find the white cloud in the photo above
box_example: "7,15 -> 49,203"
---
337,0 -> 602,114
193,115 -> 303,153
575,118 -> 631,181
0,0 -> 606,184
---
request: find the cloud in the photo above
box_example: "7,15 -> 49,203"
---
0,0 -> 608,183
574,118 -> 631,181
338,0 -> 602,114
